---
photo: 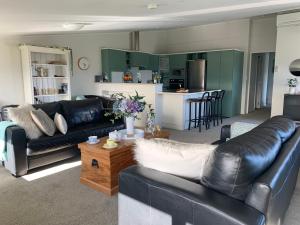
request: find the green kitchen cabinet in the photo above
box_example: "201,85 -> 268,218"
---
149,54 -> 159,72
130,52 -> 150,69
206,51 -> 221,90
206,50 -> 244,117
101,49 -> 127,80
169,54 -> 187,72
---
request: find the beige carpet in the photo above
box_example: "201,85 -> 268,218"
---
0,109 -> 299,225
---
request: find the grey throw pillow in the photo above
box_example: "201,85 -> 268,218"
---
31,109 -> 56,136
54,113 -> 68,134
8,105 -> 43,139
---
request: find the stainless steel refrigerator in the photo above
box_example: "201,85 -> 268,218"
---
187,60 -> 206,91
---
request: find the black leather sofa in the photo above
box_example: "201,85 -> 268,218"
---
3,97 -> 125,177
118,116 -> 300,225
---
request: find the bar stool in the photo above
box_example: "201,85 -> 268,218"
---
208,91 -> 219,127
216,90 -> 225,124
188,98 -> 201,130
197,91 -> 210,132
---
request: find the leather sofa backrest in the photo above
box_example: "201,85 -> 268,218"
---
33,102 -> 62,120
257,116 -> 296,142
60,98 -> 104,128
201,116 -> 296,201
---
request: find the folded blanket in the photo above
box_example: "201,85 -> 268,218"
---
0,121 -> 16,161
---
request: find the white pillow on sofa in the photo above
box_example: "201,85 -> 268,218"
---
134,138 -> 216,180
7,105 -> 43,139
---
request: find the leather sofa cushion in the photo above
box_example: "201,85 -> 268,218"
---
201,116 -> 295,201
27,121 -> 125,154
61,99 -> 104,128
257,116 -> 295,142
33,102 -> 62,120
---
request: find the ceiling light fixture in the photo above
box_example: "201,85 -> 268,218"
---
147,3 -> 158,10
62,23 -> 86,31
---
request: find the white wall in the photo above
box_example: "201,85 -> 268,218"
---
250,17 -> 277,53
139,30 -> 168,53
21,32 -> 130,97
0,30 -> 166,106
0,38 -> 24,105
0,17 -> 277,112
164,19 -> 251,53
271,12 -> 300,116
163,17 -> 277,114
245,16 -> 277,112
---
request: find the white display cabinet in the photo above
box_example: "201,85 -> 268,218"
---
19,45 -> 72,104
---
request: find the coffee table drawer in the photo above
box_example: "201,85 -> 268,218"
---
81,153 -> 110,185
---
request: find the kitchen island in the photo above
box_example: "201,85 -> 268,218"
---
96,82 -> 218,130
96,83 -> 163,127
158,90 -> 218,130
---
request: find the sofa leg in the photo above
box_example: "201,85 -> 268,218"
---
12,174 -> 21,178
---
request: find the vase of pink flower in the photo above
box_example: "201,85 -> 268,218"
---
105,91 -> 147,136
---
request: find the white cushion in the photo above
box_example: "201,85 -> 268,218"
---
54,113 -> 68,134
31,109 -> 56,136
134,138 -> 216,180
7,105 -> 43,139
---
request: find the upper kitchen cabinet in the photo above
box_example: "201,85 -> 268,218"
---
101,49 -> 127,80
149,54 -> 159,72
206,50 -> 244,117
130,52 -> 150,69
206,51 -> 221,90
169,54 -> 188,75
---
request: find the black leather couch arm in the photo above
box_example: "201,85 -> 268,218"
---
220,124 -> 231,142
119,165 -> 265,225
5,125 -> 28,176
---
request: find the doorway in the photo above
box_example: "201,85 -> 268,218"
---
248,52 -> 275,113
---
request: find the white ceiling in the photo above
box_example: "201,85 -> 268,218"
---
1,0 -> 300,35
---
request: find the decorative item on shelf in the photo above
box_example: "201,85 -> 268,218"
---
33,87 -> 38,96
95,75 -> 103,83
78,57 -> 89,70
123,71 -> 133,83
104,91 -> 147,136
145,104 -> 155,134
60,83 -> 68,94
54,75 -> 66,78
48,60 -> 66,65
153,72 -> 161,84
35,67 -> 48,77
103,72 -> 109,82
137,72 -> 142,83
288,78 -> 298,94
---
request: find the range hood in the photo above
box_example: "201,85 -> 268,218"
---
130,31 -> 140,51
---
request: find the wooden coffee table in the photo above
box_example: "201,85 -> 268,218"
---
78,130 -> 170,196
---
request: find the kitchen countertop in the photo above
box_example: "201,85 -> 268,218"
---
98,82 -> 163,86
158,90 -> 219,95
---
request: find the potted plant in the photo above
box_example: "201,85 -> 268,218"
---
105,91 -> 146,136
288,78 -> 298,94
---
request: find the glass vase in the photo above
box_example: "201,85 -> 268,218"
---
145,116 -> 155,134
126,116 -> 135,136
